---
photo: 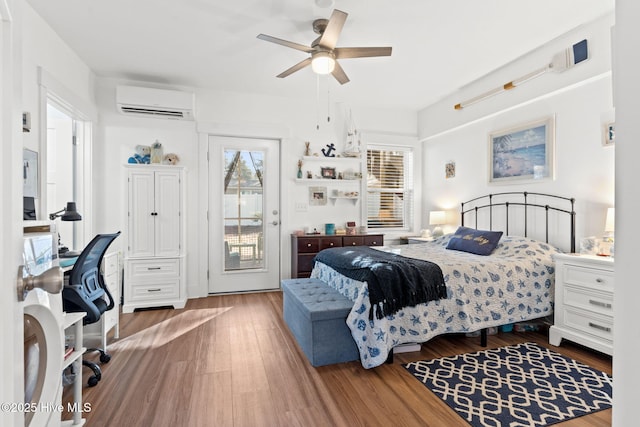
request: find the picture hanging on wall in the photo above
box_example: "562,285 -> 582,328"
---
23,148 -> 38,198
445,161 -> 455,179
603,122 -> 615,146
309,186 -> 327,206
488,116 -> 555,184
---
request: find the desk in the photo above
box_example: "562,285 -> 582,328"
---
229,243 -> 257,261
59,257 -> 78,271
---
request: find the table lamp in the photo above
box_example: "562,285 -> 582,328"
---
49,202 -> 82,257
429,210 -> 446,238
49,201 -> 82,221
600,207 -> 614,256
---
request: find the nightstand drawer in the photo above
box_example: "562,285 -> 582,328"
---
563,264 -> 614,290
564,285 -> 613,316
563,307 -> 613,341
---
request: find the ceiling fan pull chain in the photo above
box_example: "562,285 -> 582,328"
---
327,77 -> 331,123
316,74 -> 320,130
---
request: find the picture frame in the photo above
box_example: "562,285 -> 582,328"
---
309,186 -> 327,206
604,122 -> 615,146
321,167 -> 336,179
23,148 -> 38,198
489,116 -> 555,184
445,161 -> 455,179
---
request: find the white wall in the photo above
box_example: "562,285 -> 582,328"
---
419,13 -> 615,248
612,1 -> 640,425
95,80 -> 417,297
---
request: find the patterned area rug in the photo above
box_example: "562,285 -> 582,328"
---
404,342 -> 612,427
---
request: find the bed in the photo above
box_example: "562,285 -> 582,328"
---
310,192 -> 576,368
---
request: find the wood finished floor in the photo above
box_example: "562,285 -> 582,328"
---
62,291 -> 612,426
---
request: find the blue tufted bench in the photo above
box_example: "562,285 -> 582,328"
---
282,278 -> 360,367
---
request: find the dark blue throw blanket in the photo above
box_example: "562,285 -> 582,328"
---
314,246 -> 447,320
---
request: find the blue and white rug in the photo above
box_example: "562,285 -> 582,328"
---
404,342 -> 612,427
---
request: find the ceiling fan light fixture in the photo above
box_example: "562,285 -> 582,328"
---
311,51 -> 335,74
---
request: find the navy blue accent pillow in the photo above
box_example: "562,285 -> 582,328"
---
446,226 -> 503,256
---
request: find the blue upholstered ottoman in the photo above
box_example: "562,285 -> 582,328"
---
282,278 -> 360,367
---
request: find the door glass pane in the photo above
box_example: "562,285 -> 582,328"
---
223,149 -> 264,271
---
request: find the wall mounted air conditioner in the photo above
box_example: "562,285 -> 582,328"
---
116,85 -> 195,120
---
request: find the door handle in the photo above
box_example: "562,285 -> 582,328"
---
272,220 -> 279,226
17,265 -> 63,301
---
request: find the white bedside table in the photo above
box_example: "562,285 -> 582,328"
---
549,253 -> 614,355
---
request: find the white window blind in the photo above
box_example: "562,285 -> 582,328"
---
366,146 -> 414,230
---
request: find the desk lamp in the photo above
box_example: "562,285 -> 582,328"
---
49,202 -> 82,257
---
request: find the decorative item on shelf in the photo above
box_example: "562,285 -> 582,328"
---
306,170 -> 313,179
321,167 -> 336,179
343,108 -> 362,157
150,140 -> 163,164
127,144 -> 151,164
421,229 -> 432,238
429,210 -> 446,237
579,236 -> 599,255
325,223 -> 335,235
321,143 -> 336,157
346,221 -> 356,235
598,207 -> 615,256
337,172 -> 343,180
163,153 -> 180,165
304,141 -> 311,156
297,159 -> 303,179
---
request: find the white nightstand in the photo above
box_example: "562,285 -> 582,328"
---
549,253 -> 614,355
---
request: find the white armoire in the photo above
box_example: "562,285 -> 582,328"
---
123,165 -> 186,313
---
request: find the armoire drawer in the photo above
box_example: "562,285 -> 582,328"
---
128,280 -> 180,301
127,259 -> 180,279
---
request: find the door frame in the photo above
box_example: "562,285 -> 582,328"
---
195,122 -> 290,298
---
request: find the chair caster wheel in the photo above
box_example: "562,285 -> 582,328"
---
87,376 -> 99,387
100,353 -> 111,363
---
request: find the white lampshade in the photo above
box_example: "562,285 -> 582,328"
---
311,51 -> 336,74
605,207 -> 615,233
429,211 -> 446,225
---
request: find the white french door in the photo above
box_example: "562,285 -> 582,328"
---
208,135 -> 280,293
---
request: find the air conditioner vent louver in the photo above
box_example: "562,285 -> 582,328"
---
119,106 -> 185,118
116,85 -> 195,120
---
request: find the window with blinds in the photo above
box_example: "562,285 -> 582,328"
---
366,146 -> 414,230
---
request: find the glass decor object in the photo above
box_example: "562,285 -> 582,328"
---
150,140 -> 163,164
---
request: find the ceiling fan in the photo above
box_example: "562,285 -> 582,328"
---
257,9 -> 392,85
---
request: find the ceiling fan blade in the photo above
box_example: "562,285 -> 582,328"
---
257,34 -> 313,53
318,9 -> 348,50
331,61 -> 350,85
276,58 -> 313,78
335,47 -> 393,59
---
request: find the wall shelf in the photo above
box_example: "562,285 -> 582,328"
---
294,178 -> 361,184
328,196 -> 359,205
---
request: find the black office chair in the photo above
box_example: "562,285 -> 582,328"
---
62,231 -> 120,387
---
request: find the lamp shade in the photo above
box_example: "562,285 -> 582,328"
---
429,211 -> 446,225
604,207 -> 615,232
61,202 -> 82,221
311,51 -> 336,74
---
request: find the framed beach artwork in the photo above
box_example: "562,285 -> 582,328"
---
489,116 -> 555,184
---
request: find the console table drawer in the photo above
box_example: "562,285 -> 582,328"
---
343,236 -> 364,246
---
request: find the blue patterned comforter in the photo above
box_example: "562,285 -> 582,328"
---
310,234 -> 560,368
